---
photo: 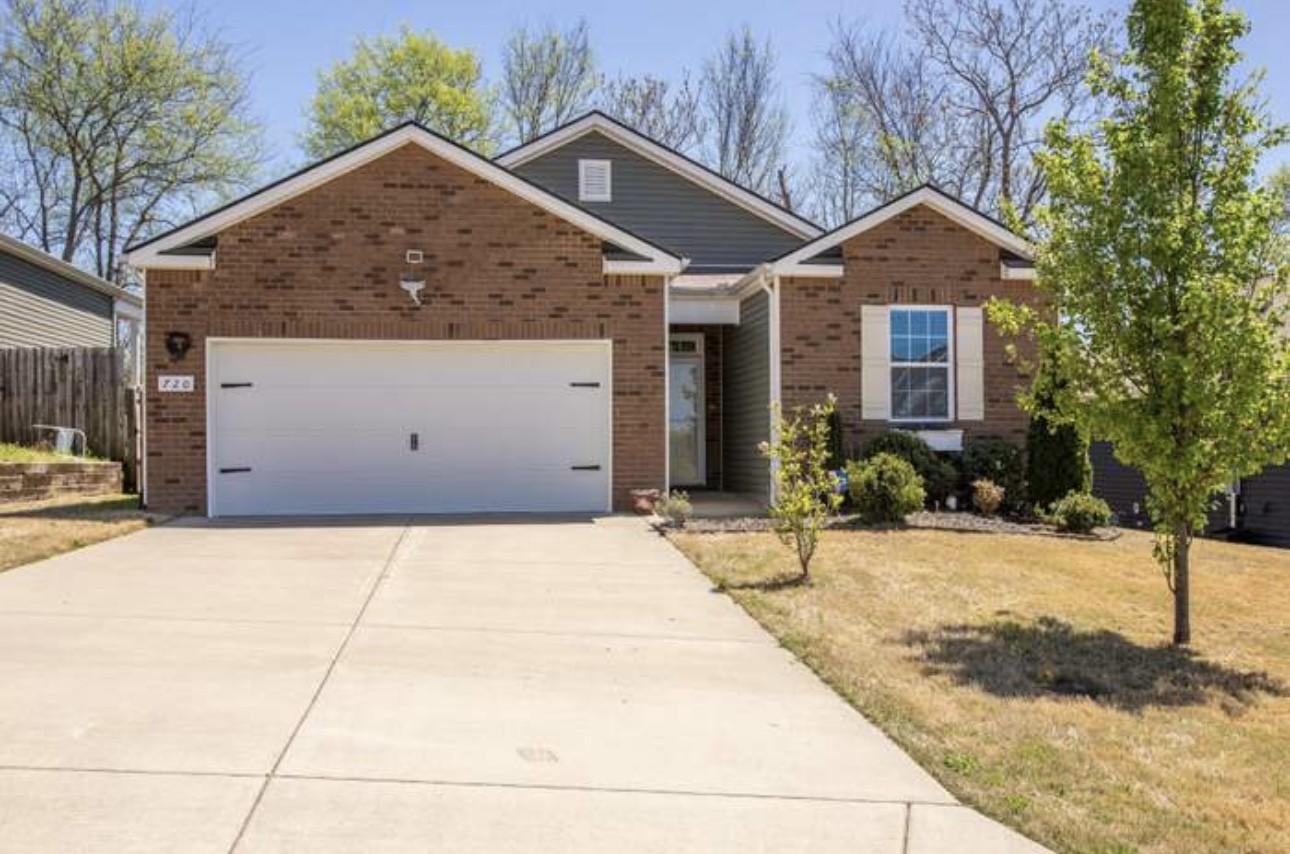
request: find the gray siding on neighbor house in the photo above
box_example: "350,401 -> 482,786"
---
0,249 -> 115,347
722,289 -> 771,500
1239,464 -> 1290,546
1091,441 -> 1252,538
513,131 -> 804,269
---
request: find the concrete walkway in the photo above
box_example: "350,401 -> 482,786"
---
0,516 -> 1047,852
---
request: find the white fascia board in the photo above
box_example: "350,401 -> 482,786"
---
668,295 -> 740,325
605,258 -> 686,276
771,187 -> 1034,273
1002,263 -> 1037,280
776,263 -> 844,278
499,114 -> 822,240
124,125 -> 680,271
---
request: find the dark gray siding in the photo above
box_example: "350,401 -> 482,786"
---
1239,464 -> 1290,546
1090,442 -> 1152,529
0,249 -> 115,347
513,131 -> 804,269
722,290 -> 771,500
1091,441 -> 1254,538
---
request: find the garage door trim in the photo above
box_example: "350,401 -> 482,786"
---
204,337 -> 614,517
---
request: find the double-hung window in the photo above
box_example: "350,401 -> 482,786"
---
890,307 -> 952,421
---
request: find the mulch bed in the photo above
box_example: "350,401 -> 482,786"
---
664,509 -> 1120,541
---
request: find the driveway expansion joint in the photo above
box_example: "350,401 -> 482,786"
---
225,519 -> 414,854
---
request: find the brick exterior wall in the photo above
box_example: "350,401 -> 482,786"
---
779,204 -> 1039,455
144,142 -> 665,514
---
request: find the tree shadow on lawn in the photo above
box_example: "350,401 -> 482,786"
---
715,572 -> 811,592
903,616 -> 1284,714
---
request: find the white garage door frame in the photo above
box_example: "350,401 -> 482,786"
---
204,337 -> 614,517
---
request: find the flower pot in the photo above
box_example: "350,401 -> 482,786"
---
631,488 -> 662,514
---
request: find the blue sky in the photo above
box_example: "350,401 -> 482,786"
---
164,0 -> 1289,176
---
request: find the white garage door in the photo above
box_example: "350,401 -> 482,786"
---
207,339 -> 611,516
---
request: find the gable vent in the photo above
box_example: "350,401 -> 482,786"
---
578,159 -> 612,202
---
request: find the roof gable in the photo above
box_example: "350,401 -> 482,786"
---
124,123 -> 684,275
497,112 -> 821,242
770,185 -> 1034,277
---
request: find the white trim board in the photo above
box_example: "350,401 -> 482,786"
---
498,112 -> 822,241
771,186 -> 1035,273
124,124 -> 684,275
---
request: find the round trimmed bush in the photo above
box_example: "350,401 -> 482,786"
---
846,453 -> 926,523
1046,491 -> 1112,533
962,439 -> 1025,512
862,430 -> 958,505
972,478 -> 1005,516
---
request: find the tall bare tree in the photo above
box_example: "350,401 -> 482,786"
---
809,25 -> 988,225
906,0 -> 1112,220
599,73 -> 705,153
701,27 -> 790,200
502,20 -> 598,145
0,0 -> 263,278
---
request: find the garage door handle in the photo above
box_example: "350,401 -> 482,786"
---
219,467 -> 252,474
569,382 -> 601,388
570,464 -> 601,471
220,382 -> 253,389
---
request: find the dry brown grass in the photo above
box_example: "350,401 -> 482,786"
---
0,494 -> 152,574
671,527 -> 1290,854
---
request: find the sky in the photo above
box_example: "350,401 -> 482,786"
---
148,0 -> 1290,179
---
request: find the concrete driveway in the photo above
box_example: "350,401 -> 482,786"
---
0,516 -> 1045,853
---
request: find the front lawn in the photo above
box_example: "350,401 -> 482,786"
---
0,493 -> 153,573
670,528 -> 1288,854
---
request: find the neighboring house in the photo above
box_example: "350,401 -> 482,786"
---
123,112 -> 1037,517
0,233 -> 142,349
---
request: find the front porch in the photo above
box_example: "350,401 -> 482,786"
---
667,273 -> 773,502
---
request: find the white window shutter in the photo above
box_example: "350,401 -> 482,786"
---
956,306 -> 985,421
861,305 -> 890,420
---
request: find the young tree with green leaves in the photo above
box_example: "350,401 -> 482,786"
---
760,396 -> 843,582
0,0 -> 263,277
991,0 -> 1290,645
302,28 -> 496,158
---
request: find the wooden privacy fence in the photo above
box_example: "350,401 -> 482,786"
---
0,347 -> 141,491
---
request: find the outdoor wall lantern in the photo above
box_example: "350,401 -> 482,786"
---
165,331 -> 192,360
400,249 -> 426,306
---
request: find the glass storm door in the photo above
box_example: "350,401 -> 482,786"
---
669,336 -> 705,486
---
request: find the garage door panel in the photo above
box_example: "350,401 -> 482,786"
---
208,341 -> 612,516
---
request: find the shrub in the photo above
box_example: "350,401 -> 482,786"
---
825,408 -> 847,471
962,440 -> 1025,512
972,478 -> 1005,516
1026,414 -> 1092,508
862,430 -> 959,505
761,397 -> 843,580
1024,360 -> 1093,509
1045,491 -> 1112,533
654,490 -> 693,525
847,453 -> 926,523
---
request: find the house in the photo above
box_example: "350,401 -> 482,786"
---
0,233 -> 142,349
123,112 -> 1037,517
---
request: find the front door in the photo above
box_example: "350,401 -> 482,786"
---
669,335 -> 705,486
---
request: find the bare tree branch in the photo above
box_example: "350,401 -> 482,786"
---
502,19 -> 598,145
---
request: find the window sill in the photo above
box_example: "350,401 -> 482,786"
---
895,427 -> 964,452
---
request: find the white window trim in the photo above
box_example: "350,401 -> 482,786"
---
888,305 -> 955,424
578,159 -> 613,202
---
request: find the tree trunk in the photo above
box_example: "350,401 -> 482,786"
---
1172,522 -> 1191,645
